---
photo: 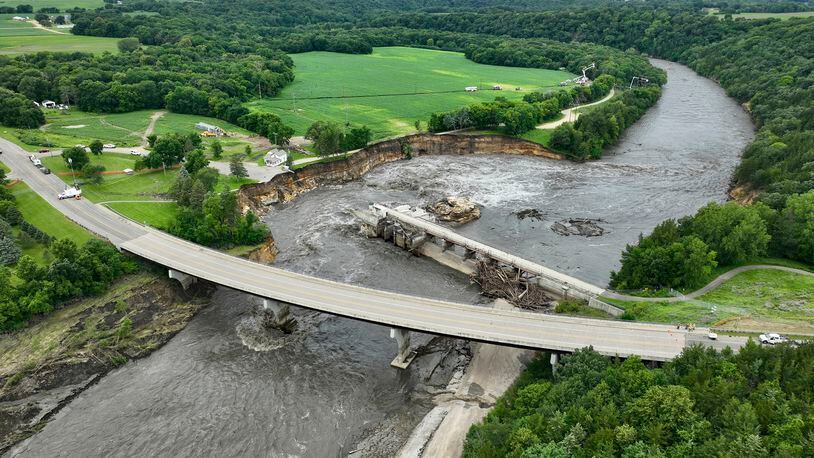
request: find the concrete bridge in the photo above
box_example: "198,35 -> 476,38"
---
1,137 -> 745,369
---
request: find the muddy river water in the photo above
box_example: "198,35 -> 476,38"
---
10,60 -> 753,457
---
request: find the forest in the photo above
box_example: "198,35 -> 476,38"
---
464,343 -> 814,457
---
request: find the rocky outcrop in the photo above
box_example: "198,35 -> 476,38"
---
245,236 -> 279,264
238,134 -> 562,214
551,218 -> 606,237
428,196 -> 481,224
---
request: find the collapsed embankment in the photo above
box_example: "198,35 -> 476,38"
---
238,134 -> 562,213
0,273 -> 213,453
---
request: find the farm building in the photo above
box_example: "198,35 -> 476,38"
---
41,100 -> 56,108
465,86 -> 478,92
264,149 -> 288,167
195,122 -> 225,135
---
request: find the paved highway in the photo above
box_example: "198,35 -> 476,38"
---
1,137 -> 745,361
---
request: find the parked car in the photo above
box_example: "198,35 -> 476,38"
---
103,143 -> 116,149
38,149 -> 49,153
40,167 -> 51,175
759,333 -> 788,345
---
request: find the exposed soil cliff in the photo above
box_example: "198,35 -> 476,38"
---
238,134 -> 562,213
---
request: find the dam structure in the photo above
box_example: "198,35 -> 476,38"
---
355,204 -> 619,311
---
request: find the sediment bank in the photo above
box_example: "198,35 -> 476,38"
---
0,273 -> 213,453
397,300 -> 535,457
238,133 -> 562,213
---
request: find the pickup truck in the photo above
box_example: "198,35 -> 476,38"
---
759,333 -> 788,345
58,186 -> 82,200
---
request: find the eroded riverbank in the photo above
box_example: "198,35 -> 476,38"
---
11,59 -> 754,457
0,273 -> 212,453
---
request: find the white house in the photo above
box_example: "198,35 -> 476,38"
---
264,149 -> 288,167
12,16 -> 28,21
41,100 -> 56,108
465,86 -> 478,92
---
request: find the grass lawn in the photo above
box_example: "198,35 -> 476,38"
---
153,112 -> 252,137
42,152 -> 137,175
520,129 -> 554,146
105,201 -> 178,229
9,182 -> 94,246
1,109 -> 156,151
247,47 -> 574,140
605,269 -> 814,334
0,16 -> 118,54
0,160 -> 9,173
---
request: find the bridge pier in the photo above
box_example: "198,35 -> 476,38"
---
464,248 -> 477,260
168,269 -> 196,290
442,240 -> 455,252
390,328 -> 417,369
550,352 -> 560,375
262,299 -> 294,329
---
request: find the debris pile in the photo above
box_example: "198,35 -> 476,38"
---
470,261 -> 554,311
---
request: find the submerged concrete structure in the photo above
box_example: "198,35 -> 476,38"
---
357,204 -> 608,303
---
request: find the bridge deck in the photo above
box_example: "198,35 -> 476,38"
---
123,229 -> 697,361
373,204 -> 606,298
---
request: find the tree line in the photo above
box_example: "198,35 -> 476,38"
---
610,193 -> 814,291
427,75 -> 615,135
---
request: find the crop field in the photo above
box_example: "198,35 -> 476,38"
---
0,15 -> 118,54
606,269 -> 814,334
248,47 -> 574,139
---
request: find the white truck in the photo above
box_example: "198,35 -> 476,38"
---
58,186 -> 82,200
759,333 -> 788,345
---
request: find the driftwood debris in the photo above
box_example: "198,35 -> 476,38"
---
470,261 -> 554,311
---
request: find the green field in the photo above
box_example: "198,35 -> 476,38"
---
248,47 -> 574,139
2,110 -> 258,153
606,269 -> 814,334
105,201 -> 178,228
0,15 -> 118,54
41,152 -> 137,175
715,11 -> 814,20
0,0 -> 104,9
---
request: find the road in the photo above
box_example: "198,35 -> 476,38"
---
1,136 -> 746,361
536,88 -> 616,130
0,137 -> 146,246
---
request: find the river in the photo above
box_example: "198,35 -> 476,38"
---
9,60 -> 753,457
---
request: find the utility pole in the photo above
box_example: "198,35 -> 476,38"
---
67,157 -> 77,187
